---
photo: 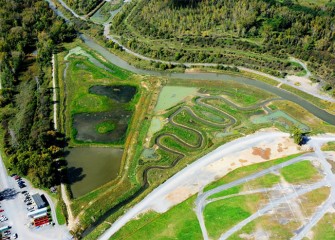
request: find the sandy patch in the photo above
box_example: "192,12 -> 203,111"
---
252,147 -> 271,160
166,187 -> 193,203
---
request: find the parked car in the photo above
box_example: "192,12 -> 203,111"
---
26,202 -> 32,206
12,233 -> 18,239
0,209 -> 4,212
14,175 -> 20,180
21,190 -> 27,194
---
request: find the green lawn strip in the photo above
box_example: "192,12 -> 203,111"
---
110,195 -> 202,240
209,173 -> 281,200
246,173 -> 281,189
300,187 -> 330,217
280,160 -> 321,184
85,222 -> 112,240
56,201 -> 67,225
311,213 -> 335,240
209,185 -> 242,199
205,153 -> 303,192
204,194 -> 262,239
321,141 -> 335,151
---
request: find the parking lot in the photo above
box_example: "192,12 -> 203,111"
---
0,155 -> 71,240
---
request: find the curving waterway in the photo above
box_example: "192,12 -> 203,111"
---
80,34 -> 335,125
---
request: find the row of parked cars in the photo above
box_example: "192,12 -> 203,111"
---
21,191 -> 35,211
2,230 -> 17,239
13,175 -> 26,189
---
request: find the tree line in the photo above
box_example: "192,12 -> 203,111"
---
112,0 -> 335,89
0,0 -> 76,187
62,0 -> 104,15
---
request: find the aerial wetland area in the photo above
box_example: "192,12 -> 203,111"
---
2,0 -> 335,239
52,38 -> 335,240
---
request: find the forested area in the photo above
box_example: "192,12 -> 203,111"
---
0,0 -> 76,187
62,0 -> 103,15
112,0 -> 335,87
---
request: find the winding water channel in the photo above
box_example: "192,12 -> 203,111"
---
80,34 -> 335,125
46,0 -> 335,124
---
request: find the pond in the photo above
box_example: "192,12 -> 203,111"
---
73,110 -> 131,143
155,86 -> 198,112
66,147 -> 123,198
73,85 -> 136,143
89,85 -> 137,103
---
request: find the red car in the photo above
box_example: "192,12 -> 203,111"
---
0,209 -> 4,212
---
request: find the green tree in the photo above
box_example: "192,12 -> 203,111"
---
290,126 -> 304,145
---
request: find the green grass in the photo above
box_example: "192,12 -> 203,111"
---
322,141 -> 335,151
95,121 -> 116,134
209,185 -> 242,199
204,194 -> 261,239
110,195 -> 202,240
56,201 -> 66,225
247,173 -> 281,188
205,153 -> 302,191
312,213 -> 335,240
280,160 -> 320,184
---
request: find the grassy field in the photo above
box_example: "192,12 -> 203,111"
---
205,193 -> 264,239
280,160 -> 321,184
109,154 -> 304,239
311,212 -> 335,240
322,141 -> 335,151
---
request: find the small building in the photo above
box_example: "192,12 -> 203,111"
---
27,207 -> 48,218
32,194 -> 46,209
